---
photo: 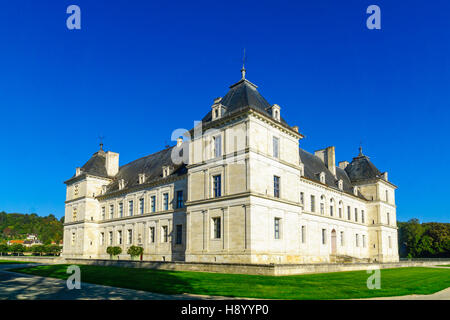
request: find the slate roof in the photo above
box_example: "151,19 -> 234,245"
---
299,148 -> 365,199
202,78 -> 289,125
104,146 -> 187,195
344,153 -> 383,182
77,150 -> 109,178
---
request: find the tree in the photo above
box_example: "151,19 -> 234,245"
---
106,246 -> 122,259
0,244 -> 8,256
127,246 -> 143,260
10,244 -> 25,256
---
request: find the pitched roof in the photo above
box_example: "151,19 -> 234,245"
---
299,148 -> 366,199
344,152 -> 383,183
202,78 -> 289,125
69,149 -> 110,180
104,146 -> 187,195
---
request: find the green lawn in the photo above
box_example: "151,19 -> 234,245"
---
11,264 -> 450,299
437,265 -> 450,267
0,260 -> 30,264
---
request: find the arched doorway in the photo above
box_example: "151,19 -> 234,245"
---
331,229 -> 337,255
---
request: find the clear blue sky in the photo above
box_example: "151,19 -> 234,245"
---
0,0 -> 448,222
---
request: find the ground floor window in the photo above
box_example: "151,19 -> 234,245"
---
176,224 -> 182,244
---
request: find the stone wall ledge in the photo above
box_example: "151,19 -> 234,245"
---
2,256 -> 449,276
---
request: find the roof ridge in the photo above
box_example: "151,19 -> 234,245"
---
118,145 -> 175,170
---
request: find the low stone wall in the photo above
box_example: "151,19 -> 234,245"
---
0,256 -> 64,264
2,256 -> 450,276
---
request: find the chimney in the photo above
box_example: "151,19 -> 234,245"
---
381,172 -> 388,181
292,126 -> 299,132
105,151 -> 119,176
339,161 -> 349,170
75,167 -> 81,176
314,146 -> 336,176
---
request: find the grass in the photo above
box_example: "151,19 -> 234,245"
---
11,264 -> 450,299
0,260 -> 30,264
437,265 -> 450,267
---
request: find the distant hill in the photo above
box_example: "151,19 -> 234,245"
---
0,211 -> 64,245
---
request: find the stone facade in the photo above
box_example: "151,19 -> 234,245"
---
63,72 -> 399,264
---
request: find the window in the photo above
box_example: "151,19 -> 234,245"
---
110,204 -> 114,219
322,229 -> 326,245
139,198 -> 144,214
128,201 -> 133,216
386,190 -> 389,202
356,234 -> 359,247
340,231 -> 344,246
320,203 -> 324,215
102,207 -> 106,220
389,236 -> 392,248
338,203 -> 342,218
214,135 -> 222,158
274,218 -> 281,239
301,225 -> 306,243
127,229 -> 132,244
213,175 -> 221,198
100,232 -> 104,245
71,233 -> 76,245
72,207 -> 77,221
163,193 -> 169,210
149,227 -> 155,243
347,206 -> 351,220
176,225 -> 182,244
300,192 -> 304,205
151,196 -> 156,212
330,200 -> 334,217
273,136 -> 279,158
109,231 -> 113,245
74,184 -> 79,196
162,226 -> 168,243
311,195 -> 316,212
387,212 -> 390,225
361,210 -> 365,223
274,176 -> 280,198
212,217 -> 221,239
363,235 -> 366,248
355,208 -> 358,222
176,190 -> 183,209
117,230 -> 122,245
119,203 -> 123,218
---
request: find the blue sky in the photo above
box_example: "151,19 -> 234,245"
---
0,0 -> 448,222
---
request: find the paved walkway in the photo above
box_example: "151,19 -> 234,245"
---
364,287 -> 450,300
0,264 -> 228,300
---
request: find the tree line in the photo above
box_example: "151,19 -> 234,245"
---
0,243 -> 62,256
0,211 -> 63,245
398,219 -> 450,258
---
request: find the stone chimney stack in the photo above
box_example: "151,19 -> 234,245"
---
339,161 -> 349,170
314,146 -> 336,176
105,151 -> 119,177
177,137 -> 183,147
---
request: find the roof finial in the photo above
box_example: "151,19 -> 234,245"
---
98,135 -> 105,151
359,141 -> 363,156
241,48 -> 246,79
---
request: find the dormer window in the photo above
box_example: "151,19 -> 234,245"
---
118,179 -> 125,190
211,97 -> 223,120
162,166 -> 171,178
338,179 -> 343,190
353,186 -> 358,196
319,172 -> 326,184
271,104 -> 281,121
138,173 -> 146,184
102,185 -> 107,195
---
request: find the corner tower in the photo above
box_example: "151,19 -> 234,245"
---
62,145 -> 119,258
